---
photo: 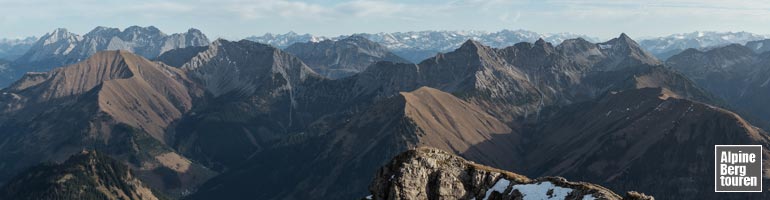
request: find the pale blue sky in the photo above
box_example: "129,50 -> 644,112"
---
2,0 -> 770,40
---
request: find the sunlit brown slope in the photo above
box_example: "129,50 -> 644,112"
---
401,87 -> 513,157
2,50 -> 195,141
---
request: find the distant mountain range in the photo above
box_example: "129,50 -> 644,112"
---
0,26 -> 209,87
247,30 -> 599,63
5,28 -> 770,87
639,31 -> 770,60
247,30 -> 770,62
0,37 -> 37,60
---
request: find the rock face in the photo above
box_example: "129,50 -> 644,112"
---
639,31 -> 768,60
0,151 -> 162,200
2,26 -> 209,87
666,44 -> 770,128
172,39 -> 326,170
155,46 -> 209,67
369,147 -> 653,200
284,35 -> 410,79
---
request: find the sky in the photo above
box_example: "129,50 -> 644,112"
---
2,0 -> 770,40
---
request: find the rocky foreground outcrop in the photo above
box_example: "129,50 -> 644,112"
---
369,147 -> 653,200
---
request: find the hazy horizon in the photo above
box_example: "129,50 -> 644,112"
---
2,0 -> 770,40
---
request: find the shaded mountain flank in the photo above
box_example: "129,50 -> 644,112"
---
284,35 -> 411,79
666,44 -> 770,128
369,147 -> 654,200
520,87 -> 770,199
0,33 -> 767,200
0,151 -> 164,200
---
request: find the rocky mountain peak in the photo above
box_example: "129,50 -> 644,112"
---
186,28 -> 205,36
369,147 -> 653,200
40,28 -> 81,44
595,33 -> 661,70
86,26 -> 121,36
556,37 -> 602,56
458,39 -> 484,51
619,32 -> 631,40
606,33 -> 641,49
124,25 -> 163,34
182,39 -> 319,97
284,34 -> 409,79
532,38 -> 556,53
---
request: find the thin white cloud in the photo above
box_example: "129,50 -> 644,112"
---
2,0 -> 770,39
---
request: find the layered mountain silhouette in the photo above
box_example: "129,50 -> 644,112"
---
248,30 -> 598,63
0,151 -> 163,200
1,26 -> 209,87
666,44 -> 770,128
639,31 -> 768,60
0,30 -> 767,200
182,34 -> 744,199
284,35 -> 410,79
0,37 -> 37,60
746,39 -> 770,54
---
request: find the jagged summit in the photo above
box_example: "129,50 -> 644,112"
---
595,33 -> 661,70
458,39 -> 485,51
182,39 -> 320,97
619,32 -> 631,39
2,25 -> 210,87
370,147 -> 654,200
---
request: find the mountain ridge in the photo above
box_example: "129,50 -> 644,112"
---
1,26 -> 209,87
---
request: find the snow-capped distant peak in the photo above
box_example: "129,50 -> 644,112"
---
246,30 -> 599,51
639,31 -> 770,59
